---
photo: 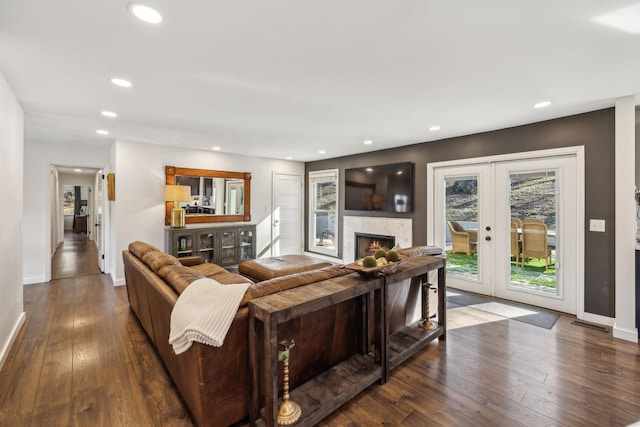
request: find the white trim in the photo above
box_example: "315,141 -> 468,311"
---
582,312 -> 615,327
113,276 -> 125,286
614,95 -> 638,342
308,169 -> 339,257
23,276 -> 46,285
613,324 -> 639,342
0,312 -> 25,372
427,146 -> 585,317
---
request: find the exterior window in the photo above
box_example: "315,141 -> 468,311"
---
309,169 -> 338,256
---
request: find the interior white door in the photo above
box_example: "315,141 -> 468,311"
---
272,173 -> 303,256
433,164 -> 493,295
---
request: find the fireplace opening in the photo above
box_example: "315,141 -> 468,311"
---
355,232 -> 395,260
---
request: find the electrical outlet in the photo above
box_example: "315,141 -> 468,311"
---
589,219 -> 605,232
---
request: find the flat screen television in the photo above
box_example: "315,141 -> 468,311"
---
345,162 -> 413,213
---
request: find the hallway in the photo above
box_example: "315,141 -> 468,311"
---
51,232 -> 101,280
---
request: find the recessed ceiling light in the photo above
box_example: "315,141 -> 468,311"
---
74,169 -> 82,173
96,129 -> 109,135
212,146 -> 221,151
101,110 -> 118,118
534,100 -> 552,109
366,168 -> 373,172
363,140 -> 373,145
397,171 -> 403,175
318,150 -> 326,154
285,156 -> 293,160
429,125 -> 441,131
110,78 -> 132,88
594,3 -> 640,34
128,3 -> 163,24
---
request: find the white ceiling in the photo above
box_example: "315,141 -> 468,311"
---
1,1 -> 639,162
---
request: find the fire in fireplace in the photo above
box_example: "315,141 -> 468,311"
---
354,232 -> 395,260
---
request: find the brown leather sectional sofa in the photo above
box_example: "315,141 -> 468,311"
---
123,241 -> 426,426
124,242 -> 366,426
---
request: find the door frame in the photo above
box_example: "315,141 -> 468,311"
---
427,146 -> 585,319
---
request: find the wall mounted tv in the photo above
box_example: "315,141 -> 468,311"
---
345,162 -> 413,213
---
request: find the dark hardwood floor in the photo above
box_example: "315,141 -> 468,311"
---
2,238 -> 640,426
51,231 -> 102,280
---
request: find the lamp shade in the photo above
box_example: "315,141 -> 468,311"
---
164,185 -> 191,202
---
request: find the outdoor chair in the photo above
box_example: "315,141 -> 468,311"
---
447,221 -> 477,256
510,220 -> 521,265
521,222 -> 552,269
523,218 -> 544,225
511,217 -> 523,229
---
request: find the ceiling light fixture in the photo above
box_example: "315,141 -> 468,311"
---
74,169 -> 82,173
366,168 -> 373,172
286,156 -> 293,160
318,150 -> 326,154
128,3 -> 163,24
110,78 -> 132,88
101,110 -> 118,118
363,140 -> 373,145
534,100 -> 553,109
96,129 -> 109,135
212,146 -> 221,151
429,125 -> 441,131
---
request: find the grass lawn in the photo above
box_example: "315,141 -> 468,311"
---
445,251 -> 556,288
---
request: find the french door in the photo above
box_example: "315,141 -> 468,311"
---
431,151 -> 581,314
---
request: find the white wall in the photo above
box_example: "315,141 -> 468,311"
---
110,139 -> 304,285
0,72 -> 25,370
23,141 -> 111,284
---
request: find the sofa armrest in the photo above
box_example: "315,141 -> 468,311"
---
179,255 -> 203,267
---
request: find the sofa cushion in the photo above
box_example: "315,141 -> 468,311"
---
240,264 -> 352,306
238,255 -> 333,282
142,251 -> 181,272
158,265 -> 206,295
129,241 -> 160,259
190,262 -> 229,277
191,263 -> 253,285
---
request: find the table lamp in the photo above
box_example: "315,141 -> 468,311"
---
165,185 -> 191,228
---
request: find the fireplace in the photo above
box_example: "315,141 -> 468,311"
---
354,232 -> 395,260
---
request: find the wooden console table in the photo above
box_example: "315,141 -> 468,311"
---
248,272 -> 385,427
248,255 -> 446,426
383,255 -> 446,381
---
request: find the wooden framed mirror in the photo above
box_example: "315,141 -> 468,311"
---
165,166 -> 251,225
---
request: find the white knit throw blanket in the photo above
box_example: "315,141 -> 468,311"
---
169,278 -> 251,355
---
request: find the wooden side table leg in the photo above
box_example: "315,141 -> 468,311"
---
264,317 -> 278,426
248,306 -> 259,426
438,264 -> 446,340
419,273 -> 437,331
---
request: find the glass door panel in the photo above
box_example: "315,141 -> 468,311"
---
220,230 -> 237,265
508,170 -> 557,294
239,228 -> 254,261
197,231 -> 215,263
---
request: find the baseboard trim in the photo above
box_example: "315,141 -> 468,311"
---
23,276 -> 46,285
613,323 -> 639,343
0,312 -> 26,372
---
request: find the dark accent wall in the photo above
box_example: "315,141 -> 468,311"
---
306,108 -> 616,317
